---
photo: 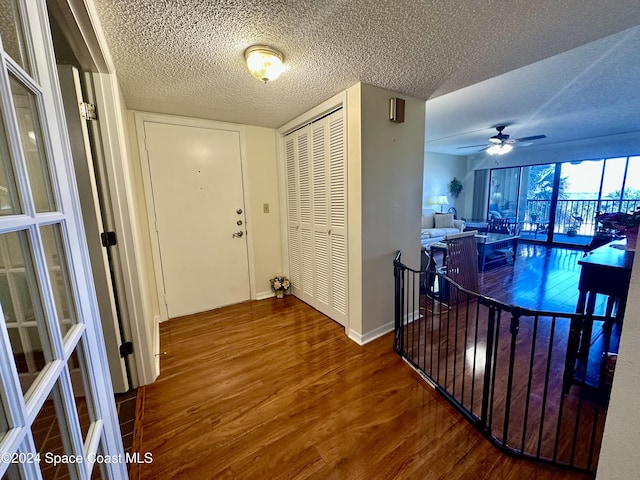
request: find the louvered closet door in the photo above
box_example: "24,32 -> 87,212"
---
284,108 -> 347,326
311,120 -> 330,315
297,126 -> 315,304
284,135 -> 301,297
327,111 -> 348,324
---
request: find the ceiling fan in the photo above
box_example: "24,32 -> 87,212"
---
458,125 -> 547,155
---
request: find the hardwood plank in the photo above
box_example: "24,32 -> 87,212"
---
136,297 -> 591,479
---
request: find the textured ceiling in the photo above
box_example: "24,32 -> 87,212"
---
91,0 -> 640,153
425,25 -> 640,155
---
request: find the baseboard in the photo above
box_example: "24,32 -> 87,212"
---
348,321 -> 394,346
153,315 -> 161,378
256,290 -> 275,300
405,310 -> 421,323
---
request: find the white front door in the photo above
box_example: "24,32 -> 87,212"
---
0,1 -> 126,479
140,119 -> 251,318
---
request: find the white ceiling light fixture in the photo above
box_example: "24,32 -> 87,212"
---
244,45 -> 284,83
459,126 -> 546,155
487,143 -> 513,155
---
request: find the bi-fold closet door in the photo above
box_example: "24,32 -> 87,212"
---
284,109 -> 347,326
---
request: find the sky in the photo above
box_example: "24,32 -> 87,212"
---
560,157 -> 640,196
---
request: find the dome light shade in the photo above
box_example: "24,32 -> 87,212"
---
244,45 -> 284,83
487,143 -> 513,155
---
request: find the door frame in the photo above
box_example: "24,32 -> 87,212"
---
56,64 -> 129,393
47,0 -> 158,386
134,111 -> 255,321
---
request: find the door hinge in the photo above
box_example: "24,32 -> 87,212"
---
79,102 -> 97,120
101,231 -> 117,247
119,341 -> 134,358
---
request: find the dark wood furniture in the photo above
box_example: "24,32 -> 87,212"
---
463,220 -> 489,233
488,217 -> 519,235
563,242 -> 634,393
420,246 -> 437,294
429,241 -> 448,263
430,232 -> 479,303
447,232 -> 479,289
475,233 -> 519,271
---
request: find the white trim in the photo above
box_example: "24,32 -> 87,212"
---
56,0 -> 157,387
91,74 -> 156,386
348,321 -> 394,345
47,0 -> 110,73
256,291 -> 276,300
134,111 -> 256,321
275,129 -> 289,280
277,91 -> 347,135
346,309 -> 418,346
153,315 -> 161,374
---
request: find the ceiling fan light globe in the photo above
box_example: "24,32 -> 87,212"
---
487,144 -> 513,155
487,144 -> 502,155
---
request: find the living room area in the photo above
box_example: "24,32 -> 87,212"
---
408,25 -> 640,475
420,22 -> 639,284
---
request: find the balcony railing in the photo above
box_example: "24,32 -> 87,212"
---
524,198 -> 640,237
393,251 -> 611,474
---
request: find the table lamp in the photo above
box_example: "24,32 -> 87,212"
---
430,195 -> 448,213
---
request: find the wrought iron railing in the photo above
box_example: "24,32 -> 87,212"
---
524,198 -> 640,237
393,251 -> 611,474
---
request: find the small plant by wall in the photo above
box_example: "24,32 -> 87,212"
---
449,177 -> 463,199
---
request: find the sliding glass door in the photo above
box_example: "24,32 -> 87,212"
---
519,164 -> 556,242
488,156 -> 640,246
555,160 -> 604,245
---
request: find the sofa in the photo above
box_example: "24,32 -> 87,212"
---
421,209 -> 466,248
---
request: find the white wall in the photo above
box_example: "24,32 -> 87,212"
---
596,252 -> 640,478
347,83 -> 425,343
244,126 -> 283,298
423,151 -> 468,215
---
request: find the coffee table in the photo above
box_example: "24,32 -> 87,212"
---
475,233 -> 519,271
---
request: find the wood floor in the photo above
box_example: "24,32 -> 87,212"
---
133,286 -> 592,479
452,242 -> 606,315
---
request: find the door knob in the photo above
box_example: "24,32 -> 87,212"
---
237,220 -> 243,225
236,208 -> 243,214
232,231 -> 244,238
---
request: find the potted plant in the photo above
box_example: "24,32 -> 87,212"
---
448,177 -> 463,199
270,274 -> 290,298
596,207 -> 640,250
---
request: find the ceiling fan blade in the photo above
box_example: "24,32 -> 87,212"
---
512,134 -> 546,143
457,143 -> 489,149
